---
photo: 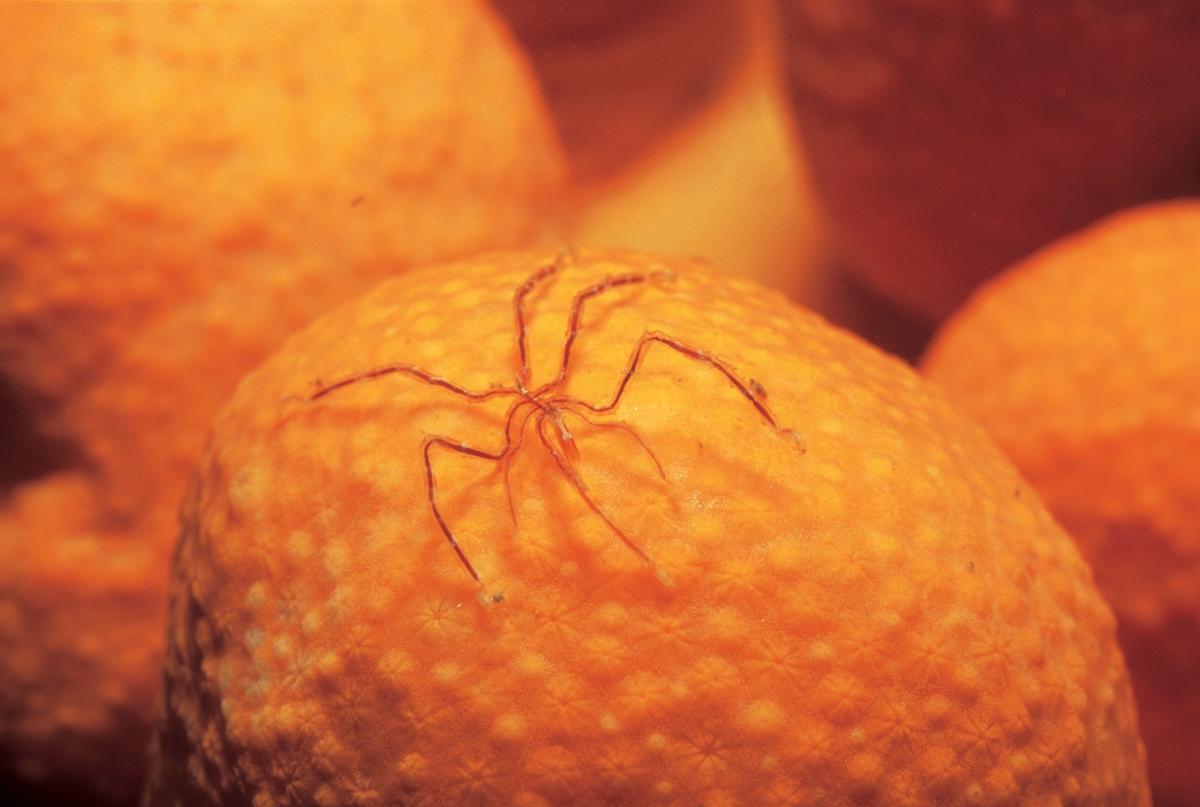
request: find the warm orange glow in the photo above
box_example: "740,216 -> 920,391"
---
0,3 -> 563,801
3,1 -> 1193,802
567,0 -> 830,306
492,0 -> 748,180
145,250 -> 1146,805
775,0 -> 1200,320
924,201 -> 1200,806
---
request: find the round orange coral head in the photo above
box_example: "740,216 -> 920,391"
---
775,0 -> 1200,320
0,2 -> 563,802
147,250 -> 1147,805
924,200 -> 1200,806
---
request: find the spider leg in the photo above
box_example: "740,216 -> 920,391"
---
422,394 -> 537,585
513,250 -> 574,387
547,408 -> 582,463
498,400 -> 539,531
535,413 -> 668,583
308,363 -> 519,404
534,269 -> 676,396
553,401 -> 668,482
576,330 -> 806,451
422,436 -> 515,584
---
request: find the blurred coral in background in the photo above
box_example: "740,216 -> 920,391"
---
775,0 -> 1200,320
491,0 -> 747,182
561,1 -> 828,310
924,202 -> 1200,806
0,2 -> 563,802
1,0 -> 1197,803
501,0 -> 908,359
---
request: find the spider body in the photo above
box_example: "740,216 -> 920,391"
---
304,256 -> 801,590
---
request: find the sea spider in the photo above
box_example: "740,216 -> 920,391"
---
302,255 -> 803,597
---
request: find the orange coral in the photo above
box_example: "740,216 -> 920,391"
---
924,201 -> 1200,806
567,0 -> 830,305
775,0 -> 1200,319
0,2 -> 563,801
492,0 -> 747,179
147,250 -> 1146,805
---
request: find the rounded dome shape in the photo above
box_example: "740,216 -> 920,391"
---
148,249 -> 1147,805
775,0 -> 1200,319
924,201 -> 1200,805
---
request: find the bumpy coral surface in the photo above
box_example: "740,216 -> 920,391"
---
0,1 -> 563,492
147,250 -> 1146,805
775,0 -> 1200,319
0,3 -> 563,802
924,201 -> 1200,806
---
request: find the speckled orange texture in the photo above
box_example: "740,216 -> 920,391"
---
775,0 -> 1200,319
923,201 -> 1200,806
147,250 -> 1147,806
0,473 -> 173,802
0,0 -> 563,497
0,3 -> 563,802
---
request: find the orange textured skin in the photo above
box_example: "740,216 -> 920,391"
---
146,250 -> 1147,806
0,3 -> 563,802
923,201 -> 1200,807
775,0 -> 1200,320
491,0 -> 746,179
0,473 -> 175,803
0,1 -> 563,500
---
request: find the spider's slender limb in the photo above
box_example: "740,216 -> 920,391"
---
308,363 -> 519,404
498,400 -> 539,531
546,408 -> 581,463
577,331 -> 804,450
535,414 -> 662,577
536,270 -> 676,396
553,402 -> 668,482
422,435 -> 516,584
512,251 -> 574,387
